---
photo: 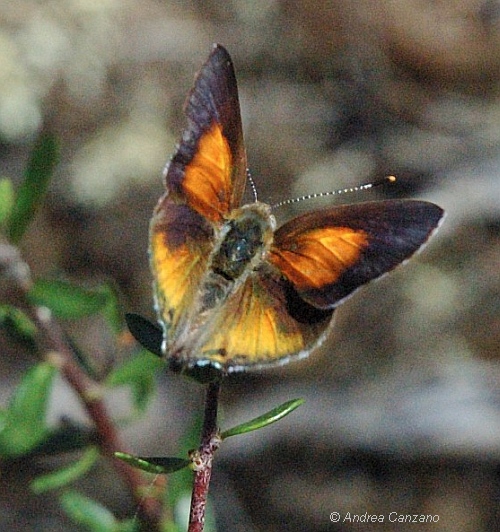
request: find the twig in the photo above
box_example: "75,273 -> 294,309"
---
2,246 -> 163,530
188,381 -> 222,532
38,313 -> 163,529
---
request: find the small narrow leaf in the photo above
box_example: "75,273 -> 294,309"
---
0,304 -> 37,347
59,491 -> 117,532
0,178 -> 15,226
8,132 -> 58,244
28,279 -> 109,319
0,362 -> 57,457
221,398 -> 305,439
114,452 -> 190,475
140,456 -> 192,473
31,447 -> 100,493
125,313 -> 163,357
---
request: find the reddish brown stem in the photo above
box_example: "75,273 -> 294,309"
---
2,223 -> 164,527
188,381 -> 222,532
30,306 -> 164,530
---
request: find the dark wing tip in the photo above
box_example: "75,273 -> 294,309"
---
212,42 -> 229,54
207,43 -> 233,67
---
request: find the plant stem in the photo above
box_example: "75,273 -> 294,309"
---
188,381 -> 222,532
2,245 -> 164,530
34,308 -> 164,530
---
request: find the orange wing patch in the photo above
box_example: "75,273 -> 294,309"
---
150,233 -> 205,331
183,122 -> 233,222
269,227 -> 369,291
149,200 -> 214,339
199,273 -> 331,369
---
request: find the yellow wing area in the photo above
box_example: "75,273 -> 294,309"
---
269,227 -> 368,291
150,234 -> 202,331
182,122 -> 233,222
199,273 -> 331,369
149,200 -> 213,340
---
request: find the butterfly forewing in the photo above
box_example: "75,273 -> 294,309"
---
165,45 -> 247,222
269,200 -> 444,309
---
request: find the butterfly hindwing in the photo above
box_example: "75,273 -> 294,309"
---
196,267 -> 333,371
150,200 -> 213,339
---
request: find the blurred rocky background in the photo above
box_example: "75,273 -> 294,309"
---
0,0 -> 499,530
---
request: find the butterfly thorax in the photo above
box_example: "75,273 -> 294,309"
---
199,202 -> 275,313
212,202 -> 275,280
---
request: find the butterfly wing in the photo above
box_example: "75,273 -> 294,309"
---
150,44 -> 247,344
171,200 -> 443,372
268,200 -> 444,309
193,266 -> 333,372
165,44 -> 247,222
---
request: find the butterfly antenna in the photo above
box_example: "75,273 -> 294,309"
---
247,169 -> 258,202
272,175 -> 396,209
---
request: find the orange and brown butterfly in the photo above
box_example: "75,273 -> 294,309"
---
146,44 -> 444,378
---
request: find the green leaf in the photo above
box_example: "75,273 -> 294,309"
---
114,452 -> 190,475
106,351 -> 164,412
8,132 -> 58,244
30,422 -> 95,455
221,398 -> 305,439
28,279 -> 109,319
0,304 -> 37,348
125,313 -> 163,357
31,446 -> 100,493
0,178 -> 15,227
59,491 -> 118,532
97,282 -> 123,333
0,362 -> 57,457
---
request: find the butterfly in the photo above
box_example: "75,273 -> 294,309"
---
147,44 -> 444,378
